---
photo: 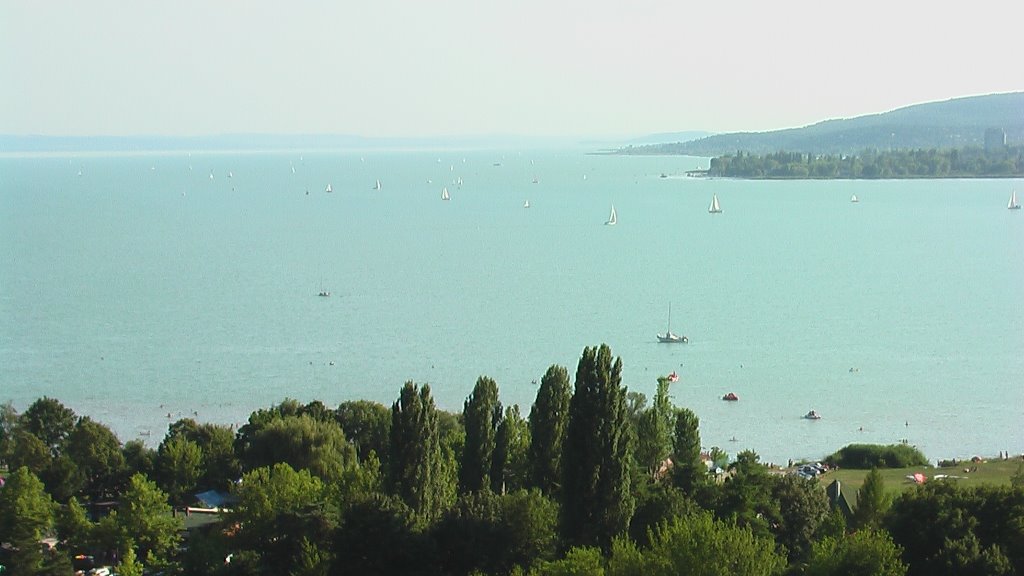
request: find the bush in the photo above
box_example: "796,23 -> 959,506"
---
824,444 -> 928,469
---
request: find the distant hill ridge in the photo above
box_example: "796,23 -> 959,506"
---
623,92 -> 1024,156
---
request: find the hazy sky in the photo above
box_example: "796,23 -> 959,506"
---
2,0 -> 1020,138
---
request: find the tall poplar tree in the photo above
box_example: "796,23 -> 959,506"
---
528,364 -> 571,496
635,377 -> 674,479
390,381 -> 453,523
671,407 -> 705,494
492,405 -> 530,493
460,376 -> 503,493
562,344 -> 635,549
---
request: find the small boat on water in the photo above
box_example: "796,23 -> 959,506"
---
708,193 -> 723,214
668,371 -> 679,383
851,194 -> 859,203
325,183 -> 333,193
523,200 -> 530,208
441,187 -> 450,201
373,179 -> 381,191
804,410 -> 821,420
722,392 -> 739,401
1009,191 -> 1021,210
657,303 -> 688,343
318,290 -> 330,297
605,204 -> 617,226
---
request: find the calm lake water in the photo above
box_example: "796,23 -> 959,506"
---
2,149 -> 1022,465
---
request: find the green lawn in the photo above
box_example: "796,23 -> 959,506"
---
817,456 -> 1024,496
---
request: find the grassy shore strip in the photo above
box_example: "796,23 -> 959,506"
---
813,455 -> 1024,495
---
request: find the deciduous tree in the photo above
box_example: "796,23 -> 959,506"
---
528,365 -> 570,496
854,467 -> 890,529
494,405 -> 530,493
390,382 -> 454,523
805,529 -> 907,576
20,396 -> 76,455
461,376 -> 502,493
97,473 -> 182,568
0,467 -> 56,575
562,344 -> 634,549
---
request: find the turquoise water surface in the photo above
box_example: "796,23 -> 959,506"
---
2,149 -> 1022,464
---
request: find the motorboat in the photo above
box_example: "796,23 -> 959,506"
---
803,410 -> 821,420
722,392 -> 739,401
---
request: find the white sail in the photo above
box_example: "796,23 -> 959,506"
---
708,193 -> 722,213
441,187 -> 450,200
373,179 -> 381,190
851,194 -> 859,203
1009,191 -> 1020,210
326,184 -> 333,193
605,204 -> 617,225
524,200 -> 530,208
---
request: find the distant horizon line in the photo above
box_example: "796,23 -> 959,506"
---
0,131 -> 719,154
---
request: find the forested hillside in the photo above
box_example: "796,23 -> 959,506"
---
620,92 -> 1024,156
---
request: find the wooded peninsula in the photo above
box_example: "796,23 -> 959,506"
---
2,344 -> 1023,576
705,146 -> 1024,179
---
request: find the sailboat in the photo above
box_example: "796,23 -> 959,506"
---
851,194 -> 859,203
708,193 -> 722,213
441,187 -> 450,201
1009,191 -> 1021,210
373,179 -> 381,190
605,204 -> 617,225
325,184 -> 333,193
657,303 -> 688,343
523,200 -> 530,208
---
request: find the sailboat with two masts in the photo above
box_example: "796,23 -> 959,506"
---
657,303 -> 688,343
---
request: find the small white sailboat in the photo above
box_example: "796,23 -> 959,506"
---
523,200 -> 530,208
657,303 -> 688,343
1009,191 -> 1021,210
441,187 -> 450,201
851,194 -> 859,203
605,204 -> 617,225
325,184 -> 333,193
708,193 -> 722,214
373,179 -> 381,191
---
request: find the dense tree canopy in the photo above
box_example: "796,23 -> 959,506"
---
5,346 -> 1021,576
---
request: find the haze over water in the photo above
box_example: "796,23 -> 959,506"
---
2,150 -> 1022,465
